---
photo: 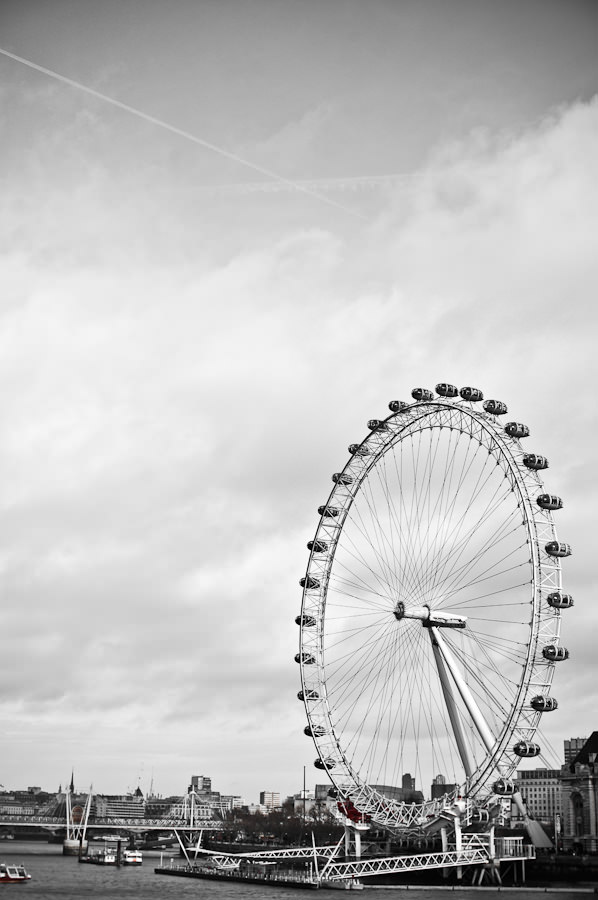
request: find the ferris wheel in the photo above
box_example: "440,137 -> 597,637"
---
295,384 -> 572,831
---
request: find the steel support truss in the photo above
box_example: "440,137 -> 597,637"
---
320,847 -> 490,881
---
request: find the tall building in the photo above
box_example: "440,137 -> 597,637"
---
564,737 -> 587,764
189,775 -> 211,793
94,791 -> 145,818
259,791 -> 281,810
221,795 -> 244,810
514,768 -> 561,823
402,773 -> 415,791
431,773 -> 457,801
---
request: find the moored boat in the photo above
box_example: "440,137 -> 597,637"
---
123,849 -> 143,865
0,862 -> 31,883
79,848 -> 117,865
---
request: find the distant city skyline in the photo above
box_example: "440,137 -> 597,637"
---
0,0 -> 596,801
1,726 -> 592,807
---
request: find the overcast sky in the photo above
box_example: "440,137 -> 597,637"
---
0,0 -> 596,805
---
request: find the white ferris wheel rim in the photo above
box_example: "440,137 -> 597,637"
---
297,389 -> 567,830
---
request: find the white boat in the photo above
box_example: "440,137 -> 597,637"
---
0,863 -> 31,883
123,849 -> 143,865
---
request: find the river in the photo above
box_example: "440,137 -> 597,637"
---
0,841 -> 586,899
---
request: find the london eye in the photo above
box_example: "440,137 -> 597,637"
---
295,384 -> 572,830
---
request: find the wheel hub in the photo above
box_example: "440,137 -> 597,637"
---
393,601 -> 467,628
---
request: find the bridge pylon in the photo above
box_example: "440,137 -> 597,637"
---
63,786 -> 92,856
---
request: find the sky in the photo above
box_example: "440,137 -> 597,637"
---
0,0 -> 596,805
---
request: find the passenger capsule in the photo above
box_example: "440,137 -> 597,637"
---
460,386 -> 484,402
523,454 -> 549,470
295,652 -> 316,665
483,399 -> 508,415
367,419 -> 389,431
295,614 -> 316,627
545,541 -> 572,558
531,695 -> 558,712
300,575 -> 320,590
388,400 -> 409,412
411,388 -> 434,402
314,758 -> 336,770
297,689 -> 320,701
348,443 -> 371,456
493,778 -> 516,796
542,644 -> 569,662
307,539 -> 328,553
505,422 -> 530,438
537,494 -> 563,511
332,472 -> 353,485
304,724 -> 326,737
514,741 -> 541,758
471,809 -> 490,824
318,505 -> 340,517
436,383 -> 459,398
547,591 -> 574,609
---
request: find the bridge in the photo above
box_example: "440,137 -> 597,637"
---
0,786 -> 224,852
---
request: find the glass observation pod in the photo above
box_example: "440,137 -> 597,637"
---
411,388 -> 434,401
318,505 -> 340,517
483,399 -> 508,415
348,443 -> 371,456
542,645 -> 570,662
531,695 -> 558,712
523,454 -> 548,470
435,383 -> 459,397
295,652 -> 316,665
388,400 -> 409,412
300,575 -> 320,589
307,539 -> 328,553
493,779 -> 516,796
460,386 -> 484,402
545,541 -> 572,558
367,419 -> 390,431
505,422 -> 530,438
537,494 -> 563,510
471,809 -> 490,824
297,689 -> 320,701
547,591 -> 574,609
314,758 -> 336,770
304,725 -> 326,737
514,741 -> 541,758
295,614 -> 316,627
332,473 -> 354,485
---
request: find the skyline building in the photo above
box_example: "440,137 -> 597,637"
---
514,769 -> 561,824
564,737 -> 588,764
259,791 -> 281,810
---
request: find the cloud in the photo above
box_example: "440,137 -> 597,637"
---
237,102 -> 335,176
0,91 -> 596,800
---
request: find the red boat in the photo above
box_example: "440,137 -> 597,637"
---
0,863 -> 31,884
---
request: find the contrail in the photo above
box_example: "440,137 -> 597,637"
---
0,46 -> 368,221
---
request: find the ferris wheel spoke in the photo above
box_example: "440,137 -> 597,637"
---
423,463 -> 514,602
416,432 -> 486,597
438,534 -> 529,612
442,563 -> 530,610
342,493 -> 405,602
423,430 -> 484,569
441,630 -> 522,726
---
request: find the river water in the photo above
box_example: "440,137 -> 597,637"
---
0,841 -> 586,899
